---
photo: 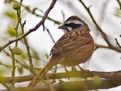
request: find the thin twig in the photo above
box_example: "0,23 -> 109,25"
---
15,0 -> 23,47
46,28 -> 56,43
20,20 -> 34,73
43,24 -> 56,43
95,44 -> 109,50
0,0 -> 57,52
3,50 -> 36,71
23,5 -> 61,24
79,0 -> 112,46
79,0 -> 121,53
0,61 -> 11,68
19,0 -> 34,73
2,83 -> 10,91
9,46 -> 16,86
115,38 -> 121,48
15,10 -> 20,47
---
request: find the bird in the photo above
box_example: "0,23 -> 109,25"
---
28,16 -> 94,87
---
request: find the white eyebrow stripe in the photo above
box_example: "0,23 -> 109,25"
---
66,20 -> 84,25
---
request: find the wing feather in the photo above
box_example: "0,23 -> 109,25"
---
50,29 -> 91,55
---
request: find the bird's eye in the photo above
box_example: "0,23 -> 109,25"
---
64,23 -> 70,27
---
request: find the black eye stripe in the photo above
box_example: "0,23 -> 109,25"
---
64,23 -> 82,29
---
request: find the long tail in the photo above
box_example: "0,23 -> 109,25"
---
28,58 -> 58,87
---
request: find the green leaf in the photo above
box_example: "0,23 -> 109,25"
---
4,10 -> 17,20
92,75 -> 101,86
17,65 -> 24,75
6,25 -> 16,37
12,47 -> 22,55
114,7 -> 121,17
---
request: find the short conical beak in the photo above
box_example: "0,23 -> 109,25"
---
58,24 -> 66,29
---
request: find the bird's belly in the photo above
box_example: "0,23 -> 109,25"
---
59,44 -> 94,66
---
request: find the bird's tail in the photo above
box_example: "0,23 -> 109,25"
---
28,58 -> 58,87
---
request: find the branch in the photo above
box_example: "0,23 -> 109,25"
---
0,0 -> 57,52
95,44 -> 121,52
1,70 -> 121,90
0,79 -> 118,91
1,70 -> 121,84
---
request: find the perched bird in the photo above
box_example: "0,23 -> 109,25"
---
28,16 -> 94,87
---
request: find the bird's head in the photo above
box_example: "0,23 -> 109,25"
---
58,16 -> 86,31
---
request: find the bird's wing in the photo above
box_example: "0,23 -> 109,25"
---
50,30 -> 92,56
